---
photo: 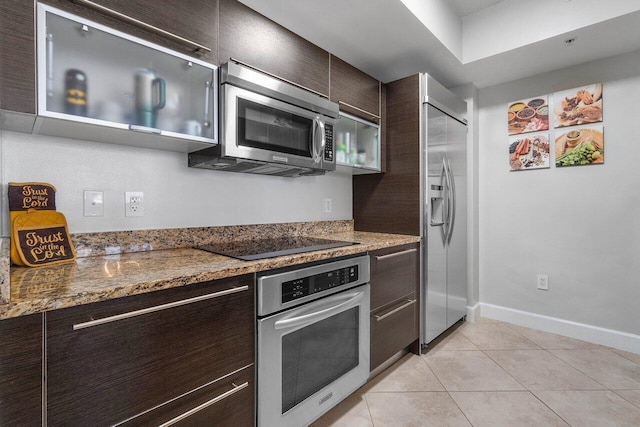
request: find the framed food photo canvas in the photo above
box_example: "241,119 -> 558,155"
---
508,132 -> 550,171
555,125 -> 604,167
554,83 -> 603,128
507,95 -> 549,135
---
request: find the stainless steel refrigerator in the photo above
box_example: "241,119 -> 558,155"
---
420,74 -> 468,345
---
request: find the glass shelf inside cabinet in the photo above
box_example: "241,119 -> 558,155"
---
335,112 -> 381,174
35,4 -> 217,153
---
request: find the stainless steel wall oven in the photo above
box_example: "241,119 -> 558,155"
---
256,255 -> 370,426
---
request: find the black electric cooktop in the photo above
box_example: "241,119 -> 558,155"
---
196,236 -> 359,261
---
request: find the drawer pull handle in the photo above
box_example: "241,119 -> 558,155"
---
373,299 -> 415,322
374,248 -> 417,261
158,381 -> 249,427
70,0 -> 211,54
338,101 -> 381,120
73,285 -> 249,330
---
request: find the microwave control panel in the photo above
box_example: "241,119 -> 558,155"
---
282,265 -> 358,303
324,124 -> 334,162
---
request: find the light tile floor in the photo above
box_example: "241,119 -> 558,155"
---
311,317 -> 640,427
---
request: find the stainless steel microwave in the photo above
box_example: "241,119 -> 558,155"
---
189,61 -> 339,177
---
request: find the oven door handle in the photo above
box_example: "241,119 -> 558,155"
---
274,290 -> 364,330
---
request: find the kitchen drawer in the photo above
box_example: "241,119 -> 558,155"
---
0,313 -> 42,425
120,364 -> 254,426
370,243 -> 419,311
46,274 -> 254,426
370,294 -> 417,370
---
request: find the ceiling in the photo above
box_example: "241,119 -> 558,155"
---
450,0 -> 504,17
237,0 -> 640,89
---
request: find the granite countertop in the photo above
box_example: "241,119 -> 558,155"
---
1,231 -> 420,319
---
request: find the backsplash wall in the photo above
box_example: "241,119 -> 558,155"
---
0,131 -> 353,235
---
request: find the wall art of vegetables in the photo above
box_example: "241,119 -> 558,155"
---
555,125 -> 604,167
509,132 -> 550,171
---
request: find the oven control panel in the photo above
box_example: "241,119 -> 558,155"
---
282,265 -> 358,303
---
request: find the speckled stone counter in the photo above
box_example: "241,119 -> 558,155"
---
0,238 -> 9,304
2,231 -> 420,319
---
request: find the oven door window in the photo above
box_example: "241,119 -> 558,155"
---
237,97 -> 313,158
281,306 -> 359,414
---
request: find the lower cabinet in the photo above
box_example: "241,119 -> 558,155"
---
369,243 -> 420,370
46,274 -> 254,426
0,313 -> 42,425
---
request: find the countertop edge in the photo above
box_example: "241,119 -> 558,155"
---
2,232 -> 420,320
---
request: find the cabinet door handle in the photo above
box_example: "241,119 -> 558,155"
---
338,101 -> 381,120
158,381 -> 249,427
70,0 -> 211,54
373,299 -> 415,322
374,248 -> 417,261
128,124 -> 162,134
230,57 -> 329,99
73,285 -> 249,330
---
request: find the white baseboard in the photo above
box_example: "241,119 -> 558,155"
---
478,303 -> 640,355
466,302 -> 481,322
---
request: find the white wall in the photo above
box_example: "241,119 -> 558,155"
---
0,131 -> 353,235
451,83 -> 480,308
478,50 -> 640,336
400,0 -> 462,61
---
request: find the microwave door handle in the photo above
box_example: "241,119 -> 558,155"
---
312,116 -> 325,163
311,117 -> 318,162
316,118 -> 326,163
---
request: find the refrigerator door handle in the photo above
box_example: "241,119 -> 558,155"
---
439,158 -> 449,244
445,158 -> 456,245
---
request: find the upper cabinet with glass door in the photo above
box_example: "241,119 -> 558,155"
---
335,112 -> 381,174
36,4 -> 217,152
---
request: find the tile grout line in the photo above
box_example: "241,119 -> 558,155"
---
529,389 -> 574,427
476,343 -> 574,426
610,389 -> 640,410
544,348 -> 609,390
362,391 -> 376,427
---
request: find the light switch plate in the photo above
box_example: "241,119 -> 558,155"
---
83,190 -> 104,217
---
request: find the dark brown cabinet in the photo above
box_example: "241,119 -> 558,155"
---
41,0 -> 218,63
330,55 -> 380,122
0,313 -> 43,425
219,0 -> 330,96
369,243 -> 420,370
354,75 -> 421,234
0,0 -> 218,117
46,275 -> 254,426
0,0 -> 36,114
121,364 -> 254,427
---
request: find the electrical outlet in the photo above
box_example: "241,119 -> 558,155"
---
125,191 -> 144,217
537,274 -> 549,291
324,198 -> 333,213
83,190 -> 104,217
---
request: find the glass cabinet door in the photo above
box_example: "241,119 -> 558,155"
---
36,3 -> 217,151
335,112 -> 380,173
